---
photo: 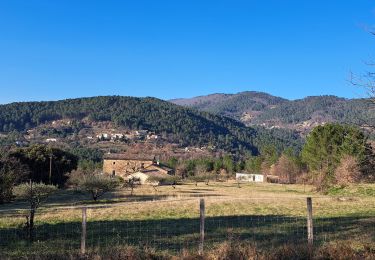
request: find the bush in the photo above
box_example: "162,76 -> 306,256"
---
334,155 -> 361,187
0,158 -> 29,203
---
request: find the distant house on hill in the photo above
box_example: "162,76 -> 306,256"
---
135,130 -> 148,137
103,153 -> 174,180
146,133 -> 158,140
96,133 -> 110,141
111,133 -> 124,141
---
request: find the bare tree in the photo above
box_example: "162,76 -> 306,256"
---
77,174 -> 120,201
148,175 -> 181,190
350,69 -> 375,128
13,181 -> 57,240
349,31 -> 375,180
349,30 -> 375,128
272,155 -> 300,184
190,164 -> 215,186
123,177 -> 140,196
334,155 -> 361,187
350,66 -> 375,103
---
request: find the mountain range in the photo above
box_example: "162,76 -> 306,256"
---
171,91 -> 375,134
0,96 -> 301,154
0,91 -> 372,156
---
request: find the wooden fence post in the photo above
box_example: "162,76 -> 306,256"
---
81,207 -> 87,254
199,198 -> 205,255
306,197 -> 313,246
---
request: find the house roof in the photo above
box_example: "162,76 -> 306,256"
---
103,153 -> 156,161
129,171 -> 171,180
236,173 -> 263,176
144,164 -> 173,172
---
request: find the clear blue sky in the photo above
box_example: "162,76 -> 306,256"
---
0,0 -> 374,104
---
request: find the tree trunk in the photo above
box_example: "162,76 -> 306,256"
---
92,191 -> 98,201
28,208 -> 35,241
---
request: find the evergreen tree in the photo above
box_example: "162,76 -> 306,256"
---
8,144 -> 78,187
301,123 -> 372,190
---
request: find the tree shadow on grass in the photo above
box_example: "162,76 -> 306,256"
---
0,215 -> 374,257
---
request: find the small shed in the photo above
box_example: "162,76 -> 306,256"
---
236,173 -> 264,183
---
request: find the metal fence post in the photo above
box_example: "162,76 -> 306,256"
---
199,198 -> 205,255
81,207 -> 87,254
306,197 -> 313,246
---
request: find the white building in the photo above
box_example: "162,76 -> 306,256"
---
146,134 -> 158,140
135,130 -> 148,136
111,133 -> 124,140
96,133 -> 110,140
236,173 -> 264,183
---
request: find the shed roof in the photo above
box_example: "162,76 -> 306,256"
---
236,173 -> 263,176
129,171 -> 170,178
145,164 -> 173,172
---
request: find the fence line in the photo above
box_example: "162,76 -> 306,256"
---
0,196 -> 374,257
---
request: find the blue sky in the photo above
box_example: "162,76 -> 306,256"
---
0,0 -> 374,104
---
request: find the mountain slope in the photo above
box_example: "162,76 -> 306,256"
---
0,96 -> 302,154
171,91 -> 287,118
171,92 -> 375,133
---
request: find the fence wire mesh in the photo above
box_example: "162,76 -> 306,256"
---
0,196 -> 374,257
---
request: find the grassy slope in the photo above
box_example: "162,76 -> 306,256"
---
1,182 -> 374,223
0,183 -> 374,257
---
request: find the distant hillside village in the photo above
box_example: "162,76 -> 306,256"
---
96,130 -> 159,142
2,119 -> 220,162
23,120 -> 160,144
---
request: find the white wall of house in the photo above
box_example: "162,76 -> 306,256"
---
236,173 -> 264,182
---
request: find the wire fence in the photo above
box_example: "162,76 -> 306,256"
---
0,196 -> 374,257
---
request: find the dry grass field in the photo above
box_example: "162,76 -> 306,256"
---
0,182 -> 374,258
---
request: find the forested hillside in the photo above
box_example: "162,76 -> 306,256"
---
254,96 -> 374,125
171,92 -> 375,132
0,96 -> 301,154
171,91 -> 286,118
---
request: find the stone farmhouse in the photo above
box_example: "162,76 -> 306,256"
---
103,153 -> 174,180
